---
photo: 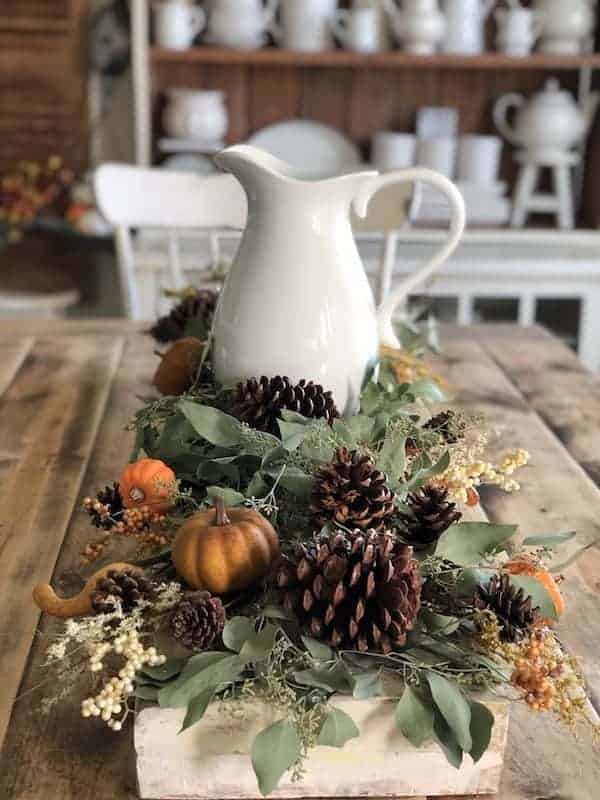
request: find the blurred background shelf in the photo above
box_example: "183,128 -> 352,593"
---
151,47 -> 600,70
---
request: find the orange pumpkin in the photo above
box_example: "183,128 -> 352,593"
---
505,558 -> 565,618
119,458 -> 176,513
171,497 -> 280,594
153,337 -> 204,396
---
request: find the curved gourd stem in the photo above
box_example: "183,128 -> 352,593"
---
33,562 -> 143,619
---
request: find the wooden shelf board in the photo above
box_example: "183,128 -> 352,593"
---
151,46 -> 600,70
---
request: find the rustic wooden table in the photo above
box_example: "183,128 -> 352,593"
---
1,320 -> 599,800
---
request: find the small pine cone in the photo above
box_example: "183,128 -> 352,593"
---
149,290 -> 218,344
399,485 -> 462,549
233,375 -> 339,436
423,410 -> 466,444
90,569 -> 154,614
276,529 -> 421,653
169,591 -> 226,651
86,483 -> 124,530
474,573 -> 539,642
311,447 -> 395,532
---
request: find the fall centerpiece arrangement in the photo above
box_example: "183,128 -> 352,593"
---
34,290 -> 597,795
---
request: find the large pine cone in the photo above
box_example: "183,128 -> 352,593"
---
474,573 -> 539,642
399,485 -> 461,549
311,447 -> 395,531
91,569 -> 154,614
233,375 -> 339,436
149,290 -> 218,344
169,591 -> 226,651
277,530 -> 421,653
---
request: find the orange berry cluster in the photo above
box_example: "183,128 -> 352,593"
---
511,631 -> 559,711
81,498 -> 169,562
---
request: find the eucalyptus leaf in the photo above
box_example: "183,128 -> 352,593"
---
426,673 -> 472,753
223,617 -> 255,653
432,707 -> 463,769
345,414 -> 376,445
293,662 -> 352,694
179,687 -> 215,734
507,574 -> 558,621
522,531 -> 576,548
141,657 -> 187,682
352,671 -> 382,700
239,624 -> 278,663
468,700 -> 494,763
455,567 -> 495,596
135,684 -> 159,702
395,685 -> 434,747
278,420 -> 310,451
301,636 -> 334,662
376,428 -> 406,484
180,401 -> 242,447
158,653 -> 243,708
409,380 -> 446,403
206,486 -> 246,507
318,707 -> 359,747
280,410 -> 310,424
251,720 -> 302,796
550,539 -> 597,572
420,608 -> 460,635
245,471 -> 270,498
435,522 -> 517,566
277,466 -> 315,498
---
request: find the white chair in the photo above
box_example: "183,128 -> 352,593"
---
94,164 -> 247,319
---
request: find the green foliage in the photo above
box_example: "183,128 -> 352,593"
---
317,707 -> 359,747
435,522 -> 518,566
179,688 -> 215,734
426,673 -> 472,753
251,720 -> 302,796
506,574 -> 558,621
395,685 -> 434,747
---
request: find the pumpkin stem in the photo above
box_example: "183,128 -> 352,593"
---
214,495 -> 231,526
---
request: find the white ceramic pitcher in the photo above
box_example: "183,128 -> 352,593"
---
441,0 -> 494,54
212,145 -> 465,414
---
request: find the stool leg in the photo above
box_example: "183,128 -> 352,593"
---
511,165 -> 538,228
554,165 -> 575,229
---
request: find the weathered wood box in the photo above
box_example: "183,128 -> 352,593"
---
135,697 -> 509,799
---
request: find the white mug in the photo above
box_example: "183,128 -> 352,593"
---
353,0 -> 392,50
276,0 -> 338,51
372,132 -> 417,171
331,7 -> 380,53
416,137 -> 457,178
456,135 -> 502,185
153,0 -> 206,50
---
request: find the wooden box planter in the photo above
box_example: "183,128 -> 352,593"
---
135,697 -> 510,799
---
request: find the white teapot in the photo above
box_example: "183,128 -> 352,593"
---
534,0 -> 595,55
494,78 -> 600,160
384,0 -> 446,54
206,0 -> 278,49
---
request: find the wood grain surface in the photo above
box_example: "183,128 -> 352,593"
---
0,322 -> 598,800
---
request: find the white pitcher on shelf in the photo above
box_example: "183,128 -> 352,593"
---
495,3 -> 543,57
206,0 -> 278,49
440,0 -> 494,55
212,145 -> 465,414
385,0 -> 447,54
152,0 -> 206,50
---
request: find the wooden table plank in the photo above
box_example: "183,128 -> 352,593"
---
477,330 -> 600,488
0,337 -> 34,397
0,335 -> 124,749
0,332 -> 155,800
435,337 -> 600,800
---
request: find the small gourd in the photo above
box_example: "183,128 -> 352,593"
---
153,337 -> 204,396
33,562 -> 143,618
119,458 -> 176,513
505,558 -> 565,618
172,497 -> 280,594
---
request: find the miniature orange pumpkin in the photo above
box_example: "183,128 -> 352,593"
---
171,497 -> 280,594
505,558 -> 565,618
119,458 -> 175,513
153,337 -> 204,396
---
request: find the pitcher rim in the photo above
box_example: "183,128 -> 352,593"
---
214,144 -> 378,186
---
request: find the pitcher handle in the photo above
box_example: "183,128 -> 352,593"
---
190,6 -> 206,37
353,168 -> 466,349
493,93 -> 525,146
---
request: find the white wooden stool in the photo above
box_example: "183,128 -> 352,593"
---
511,150 -> 579,229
